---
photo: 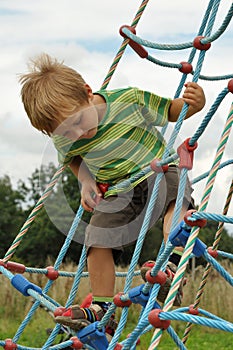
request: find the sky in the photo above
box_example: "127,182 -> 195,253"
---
1,0 -> 233,233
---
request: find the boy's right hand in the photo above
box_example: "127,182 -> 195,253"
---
81,179 -> 103,212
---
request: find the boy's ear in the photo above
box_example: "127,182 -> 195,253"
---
85,84 -> 94,100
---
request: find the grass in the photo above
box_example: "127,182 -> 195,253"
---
0,262 -> 232,349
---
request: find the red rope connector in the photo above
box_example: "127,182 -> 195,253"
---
150,159 -> 169,173
119,25 -> 148,58
179,62 -> 193,74
148,309 -> 171,329
227,79 -> 233,93
113,292 -> 132,308
6,261 -> 26,274
207,247 -> 218,258
177,138 -> 198,170
145,270 -> 167,285
70,336 -> 83,349
184,209 -> 207,228
114,344 -> 123,350
193,36 -> 211,51
46,266 -> 59,280
0,260 -> 26,274
4,339 -> 17,350
189,304 -> 199,315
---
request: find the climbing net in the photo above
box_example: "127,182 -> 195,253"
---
1,0 -> 233,349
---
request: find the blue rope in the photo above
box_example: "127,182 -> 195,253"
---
217,250 -> 233,260
1,1 -> 233,349
159,311 -> 233,332
188,211 -> 233,224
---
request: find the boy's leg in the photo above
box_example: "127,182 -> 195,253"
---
87,247 -> 115,298
141,167 -> 194,305
55,246 -> 117,333
163,199 -> 188,243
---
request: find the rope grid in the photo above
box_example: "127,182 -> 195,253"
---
1,0 -> 233,349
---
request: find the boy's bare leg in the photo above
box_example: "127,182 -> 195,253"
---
87,247 -> 115,297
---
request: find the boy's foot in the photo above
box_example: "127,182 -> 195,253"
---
55,304 -> 118,335
140,261 -> 185,306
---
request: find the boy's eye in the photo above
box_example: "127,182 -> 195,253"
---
73,117 -> 81,126
74,120 -> 80,126
63,130 -> 70,137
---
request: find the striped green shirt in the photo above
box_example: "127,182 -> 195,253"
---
52,87 -> 172,196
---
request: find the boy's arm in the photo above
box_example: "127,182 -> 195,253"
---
69,156 -> 102,212
168,82 -> 205,122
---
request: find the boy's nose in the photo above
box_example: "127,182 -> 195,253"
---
72,128 -> 84,140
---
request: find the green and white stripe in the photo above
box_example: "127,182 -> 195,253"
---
53,87 -> 172,196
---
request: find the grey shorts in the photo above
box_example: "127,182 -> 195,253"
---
85,166 -> 194,250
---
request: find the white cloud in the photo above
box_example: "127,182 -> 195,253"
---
0,0 -> 233,233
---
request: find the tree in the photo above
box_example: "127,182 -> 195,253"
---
0,175 -> 25,258
15,164 -> 88,266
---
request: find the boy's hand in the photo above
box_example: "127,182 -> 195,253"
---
183,82 -> 205,114
169,82 -> 205,122
81,179 -> 103,212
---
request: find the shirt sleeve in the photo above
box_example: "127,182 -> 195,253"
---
135,88 -> 172,126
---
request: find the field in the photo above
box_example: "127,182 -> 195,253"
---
0,262 -> 232,349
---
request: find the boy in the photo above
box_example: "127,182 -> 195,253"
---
19,53 -> 205,332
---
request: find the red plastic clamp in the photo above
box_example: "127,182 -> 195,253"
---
150,159 -> 169,173
184,209 -> 207,228
113,292 -> 132,308
46,266 -> 59,280
177,138 -> 198,170
227,79 -> 233,93
4,339 -> 17,350
148,309 -> 171,329
70,336 -> 83,349
193,36 -> 211,51
189,304 -> 199,315
207,247 -> 218,258
119,25 -> 148,58
145,270 -> 167,285
179,62 -> 193,74
6,261 -> 26,274
114,344 -> 123,350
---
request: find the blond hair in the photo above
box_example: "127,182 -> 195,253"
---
19,53 -> 89,135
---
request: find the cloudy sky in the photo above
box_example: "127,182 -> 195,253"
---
1,0 -> 233,232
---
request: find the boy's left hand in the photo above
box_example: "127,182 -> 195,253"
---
183,82 -> 206,113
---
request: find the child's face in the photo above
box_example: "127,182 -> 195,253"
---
52,101 -> 99,141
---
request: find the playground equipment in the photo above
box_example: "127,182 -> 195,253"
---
1,0 -> 233,349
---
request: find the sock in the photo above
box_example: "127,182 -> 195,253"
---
62,307 -> 97,322
92,297 -> 116,336
61,297 -> 113,324
92,296 -> 113,312
169,250 -> 182,266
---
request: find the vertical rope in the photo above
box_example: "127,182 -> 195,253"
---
149,102 -> 233,349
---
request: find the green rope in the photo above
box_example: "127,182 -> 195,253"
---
101,0 -> 150,90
